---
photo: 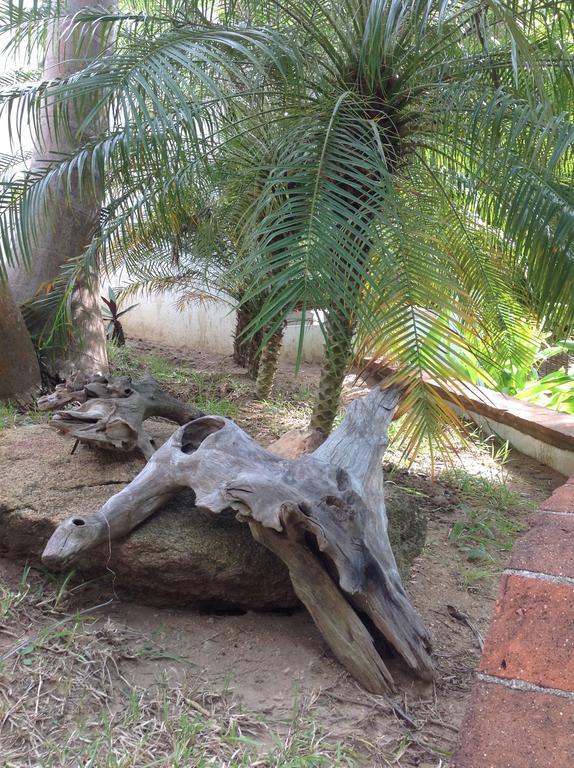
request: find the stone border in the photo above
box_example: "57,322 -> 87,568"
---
365,360 -> 574,474
454,478 -> 574,766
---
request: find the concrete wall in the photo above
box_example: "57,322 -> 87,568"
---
369,362 -> 574,477
118,290 -> 326,363
465,411 -> 574,477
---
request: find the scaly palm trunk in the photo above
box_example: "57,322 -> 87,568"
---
247,338 -> 264,379
256,324 -> 285,399
310,220 -> 369,435
0,285 -> 41,403
233,298 -> 265,378
233,304 -> 251,367
310,311 -> 355,435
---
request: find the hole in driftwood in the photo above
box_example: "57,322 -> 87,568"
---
336,468 -> 351,490
180,417 -> 225,454
72,518 -> 86,526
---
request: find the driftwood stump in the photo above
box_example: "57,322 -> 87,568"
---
39,374 -> 203,459
42,386 -> 433,692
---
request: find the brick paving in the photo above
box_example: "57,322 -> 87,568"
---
455,682 -> 574,768
509,513 -> 574,579
454,480 -> 574,767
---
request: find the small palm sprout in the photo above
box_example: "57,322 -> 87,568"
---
101,286 -> 139,346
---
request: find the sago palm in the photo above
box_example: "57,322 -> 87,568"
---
1,0 -> 573,452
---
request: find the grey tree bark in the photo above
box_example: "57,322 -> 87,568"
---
0,284 -> 41,403
9,0 -> 115,378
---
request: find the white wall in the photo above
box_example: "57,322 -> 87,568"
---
465,411 -> 574,477
119,289 -> 326,363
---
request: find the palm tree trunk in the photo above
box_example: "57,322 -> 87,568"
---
256,324 -> 285,399
538,351 -> 570,376
233,299 -> 264,378
247,335 -> 264,379
233,304 -> 251,367
9,0 -> 114,378
310,311 -> 355,436
0,285 -> 41,404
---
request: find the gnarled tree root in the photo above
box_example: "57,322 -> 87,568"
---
40,374 -> 203,459
42,386 -> 433,692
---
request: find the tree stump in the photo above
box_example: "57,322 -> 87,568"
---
42,386 -> 433,692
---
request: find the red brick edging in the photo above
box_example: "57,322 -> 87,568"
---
454,479 -> 574,767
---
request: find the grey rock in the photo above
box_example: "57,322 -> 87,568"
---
385,484 -> 428,581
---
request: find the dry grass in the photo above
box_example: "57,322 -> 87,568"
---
0,567 -> 356,768
0,565 -> 462,767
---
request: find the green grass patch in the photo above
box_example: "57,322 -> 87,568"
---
106,341 -> 146,376
108,342 -> 193,384
0,402 -> 49,431
442,469 -> 525,512
196,397 -> 239,418
449,508 -> 523,563
443,470 -> 531,581
0,402 -> 18,430
0,563 -> 33,619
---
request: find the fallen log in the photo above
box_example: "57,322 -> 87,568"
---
44,374 -> 203,459
42,386 -> 433,692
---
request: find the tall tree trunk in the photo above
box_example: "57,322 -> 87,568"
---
310,311 -> 355,435
0,284 -> 41,403
256,324 -> 285,399
9,0 -> 114,378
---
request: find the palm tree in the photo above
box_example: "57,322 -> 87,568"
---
1,0 -> 115,378
229,0 -> 574,441
1,0 -> 573,451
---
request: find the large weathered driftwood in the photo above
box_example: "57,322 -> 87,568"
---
42,374 -> 203,459
42,386 -> 433,692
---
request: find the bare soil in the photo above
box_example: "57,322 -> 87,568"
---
0,339 -> 565,767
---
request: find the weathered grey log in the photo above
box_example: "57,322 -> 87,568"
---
37,372 -> 145,412
47,374 -> 203,459
37,373 -> 118,411
42,386 -> 433,692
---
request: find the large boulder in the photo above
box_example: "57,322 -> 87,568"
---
0,423 -> 427,610
385,485 -> 428,581
0,424 -> 298,610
